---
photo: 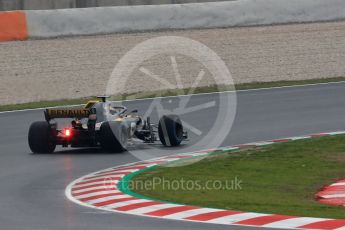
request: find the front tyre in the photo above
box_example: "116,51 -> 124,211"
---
158,115 -> 184,147
28,121 -> 56,153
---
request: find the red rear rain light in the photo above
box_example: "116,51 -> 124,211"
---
64,128 -> 72,137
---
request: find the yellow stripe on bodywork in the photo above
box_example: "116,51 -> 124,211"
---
85,100 -> 100,109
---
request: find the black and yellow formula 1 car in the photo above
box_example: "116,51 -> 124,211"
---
28,96 -> 187,153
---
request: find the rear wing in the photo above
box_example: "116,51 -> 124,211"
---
44,108 -> 92,121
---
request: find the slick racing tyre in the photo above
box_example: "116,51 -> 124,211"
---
158,114 -> 184,147
100,121 -> 128,153
28,121 -> 56,153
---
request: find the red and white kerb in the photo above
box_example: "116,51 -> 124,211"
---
66,131 -> 345,230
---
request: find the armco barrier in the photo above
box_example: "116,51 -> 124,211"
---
1,0 -> 345,41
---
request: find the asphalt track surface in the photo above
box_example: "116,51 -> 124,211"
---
1,82 -> 345,230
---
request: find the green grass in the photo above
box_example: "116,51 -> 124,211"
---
0,98 -> 90,112
131,135 -> 345,219
1,77 -> 344,112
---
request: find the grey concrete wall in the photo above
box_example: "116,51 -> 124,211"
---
0,0 -> 224,11
25,0 -> 345,39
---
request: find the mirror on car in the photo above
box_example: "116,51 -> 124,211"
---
130,109 -> 138,114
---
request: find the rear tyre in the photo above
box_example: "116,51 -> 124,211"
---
158,115 -> 184,147
99,121 -> 128,153
28,121 -> 56,153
